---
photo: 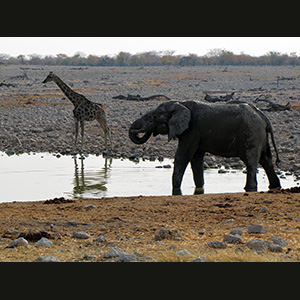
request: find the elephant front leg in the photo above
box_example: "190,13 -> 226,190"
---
172,148 -> 191,195
191,152 -> 205,194
172,138 -> 199,195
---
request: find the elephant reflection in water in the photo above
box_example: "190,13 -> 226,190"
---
73,157 -> 111,198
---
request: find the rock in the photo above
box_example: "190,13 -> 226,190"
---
223,234 -> 244,244
104,248 -> 124,259
5,149 -> 15,156
175,249 -> 190,256
133,252 -> 142,257
247,225 -> 267,234
268,243 -> 283,253
225,218 -> 234,223
245,238 -> 271,251
206,241 -> 227,249
116,254 -> 138,262
230,229 -> 243,236
83,205 -> 96,210
8,237 -> 29,248
271,236 -> 288,247
163,164 -> 172,168
68,221 -> 77,226
36,237 -> 53,248
72,231 -> 90,239
293,163 -> 300,171
141,256 -> 155,261
154,228 -> 183,241
190,256 -> 207,262
36,256 -> 60,262
94,235 -> 106,243
259,206 -> 268,213
84,254 -> 97,260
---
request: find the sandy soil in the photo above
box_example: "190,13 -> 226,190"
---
1,189 -> 300,262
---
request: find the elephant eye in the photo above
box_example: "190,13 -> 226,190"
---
154,114 -> 165,123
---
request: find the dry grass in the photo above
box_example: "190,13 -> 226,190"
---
1,190 -> 300,262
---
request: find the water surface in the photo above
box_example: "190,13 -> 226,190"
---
0,152 -> 298,202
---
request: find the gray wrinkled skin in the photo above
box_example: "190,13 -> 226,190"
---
129,100 -> 281,195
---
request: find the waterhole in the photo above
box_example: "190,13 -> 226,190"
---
0,152 -> 298,202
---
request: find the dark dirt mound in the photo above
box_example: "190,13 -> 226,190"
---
43,197 -> 75,204
19,230 -> 53,242
268,186 -> 300,194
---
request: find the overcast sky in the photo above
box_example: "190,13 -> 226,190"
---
1,37 -> 300,57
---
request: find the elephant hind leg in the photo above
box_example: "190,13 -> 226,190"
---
242,150 -> 259,192
259,147 -> 281,190
244,165 -> 258,192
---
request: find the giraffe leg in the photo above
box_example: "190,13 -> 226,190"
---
74,119 -> 79,150
104,130 -> 108,150
96,117 -> 111,150
80,120 -> 84,154
107,126 -> 113,150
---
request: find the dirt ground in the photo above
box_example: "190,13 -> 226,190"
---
1,189 -> 300,262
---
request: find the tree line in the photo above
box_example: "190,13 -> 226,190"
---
1,49 -> 300,66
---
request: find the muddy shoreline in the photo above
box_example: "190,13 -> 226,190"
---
1,65 -> 300,171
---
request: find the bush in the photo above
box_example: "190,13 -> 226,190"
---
2,49 -> 300,66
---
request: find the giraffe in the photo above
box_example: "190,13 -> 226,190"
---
42,72 -> 112,153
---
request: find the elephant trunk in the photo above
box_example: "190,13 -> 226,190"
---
129,120 -> 152,144
129,130 -> 152,144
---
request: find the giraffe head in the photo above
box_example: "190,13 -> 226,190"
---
42,71 -> 57,83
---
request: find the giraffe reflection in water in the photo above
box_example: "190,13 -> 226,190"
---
72,156 -> 112,198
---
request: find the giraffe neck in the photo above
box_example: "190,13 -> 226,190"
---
52,76 -> 82,106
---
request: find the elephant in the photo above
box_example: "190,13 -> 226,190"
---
129,100 -> 281,195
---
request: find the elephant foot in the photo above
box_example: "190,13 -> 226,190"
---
172,188 -> 182,196
244,187 -> 257,192
268,181 -> 281,190
194,187 -> 204,195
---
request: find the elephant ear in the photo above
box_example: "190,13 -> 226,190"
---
168,102 -> 191,142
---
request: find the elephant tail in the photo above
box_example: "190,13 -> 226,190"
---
267,123 -> 281,167
248,103 -> 280,167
